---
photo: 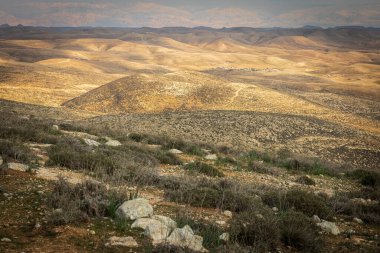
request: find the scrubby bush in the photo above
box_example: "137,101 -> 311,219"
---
230,210 -> 280,252
153,150 -> 182,165
184,161 -> 224,177
0,113 -> 62,144
263,189 -> 332,219
0,139 -> 33,163
47,178 -> 127,224
280,211 -> 324,253
296,175 -> 316,186
165,180 -> 257,212
348,169 -> 380,189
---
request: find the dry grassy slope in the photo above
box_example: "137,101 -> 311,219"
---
83,111 -> 380,170
63,72 -> 237,113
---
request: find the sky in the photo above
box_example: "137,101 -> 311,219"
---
0,0 -> 379,28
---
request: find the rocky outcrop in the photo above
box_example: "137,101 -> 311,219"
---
83,138 -> 100,147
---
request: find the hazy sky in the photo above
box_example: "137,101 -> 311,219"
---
0,0 -> 379,28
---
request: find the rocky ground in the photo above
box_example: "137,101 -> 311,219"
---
1,121 -> 380,252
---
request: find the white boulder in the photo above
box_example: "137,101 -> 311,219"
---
317,220 -> 340,235
116,198 -> 153,220
169,149 -> 183,154
166,225 -> 208,252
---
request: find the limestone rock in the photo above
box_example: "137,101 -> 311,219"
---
317,220 -> 340,235
312,215 -> 321,223
166,225 -> 208,252
169,149 -> 183,154
223,210 -> 233,218
152,215 -> 177,230
132,216 -> 177,244
52,125 -> 59,130
204,154 -> 217,160
116,198 -> 153,220
105,138 -> 122,147
106,236 -> 138,247
7,163 -> 28,172
353,217 -> 364,224
83,138 -> 100,147
219,233 -> 230,242
1,237 -> 11,242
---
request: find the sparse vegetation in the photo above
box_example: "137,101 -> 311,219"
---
0,139 -> 33,163
184,161 -> 224,177
262,189 -> 333,219
280,211 -> 324,253
46,177 -> 127,225
296,175 -> 316,186
230,209 -> 280,252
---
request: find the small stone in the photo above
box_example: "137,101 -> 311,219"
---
205,154 -> 217,160
89,230 -> 96,235
169,149 -> 183,154
312,215 -> 321,223
255,214 -> 264,219
219,233 -> 230,242
353,218 -> 364,224
216,220 -> 226,226
35,222 -> 41,229
106,236 -> 138,247
1,237 -> 11,242
83,138 -> 100,147
52,125 -> 59,130
7,163 -> 29,172
223,210 -> 233,218
272,207 -> 279,212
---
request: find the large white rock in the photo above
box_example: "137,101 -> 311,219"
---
152,215 -> 177,230
116,198 -> 153,220
317,220 -> 340,235
166,225 -> 208,252
83,138 -> 100,147
106,236 -> 138,247
131,216 -> 177,244
145,220 -> 172,244
169,149 -> 183,154
7,163 -> 29,171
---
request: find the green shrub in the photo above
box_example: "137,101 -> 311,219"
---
348,170 -> 380,189
153,150 -> 182,165
184,161 -> 224,177
280,211 -> 324,253
230,210 -> 280,252
263,189 -> 332,219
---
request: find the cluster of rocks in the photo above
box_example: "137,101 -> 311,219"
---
110,198 -> 208,252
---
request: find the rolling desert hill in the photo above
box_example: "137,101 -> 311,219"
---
0,25 -> 379,170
